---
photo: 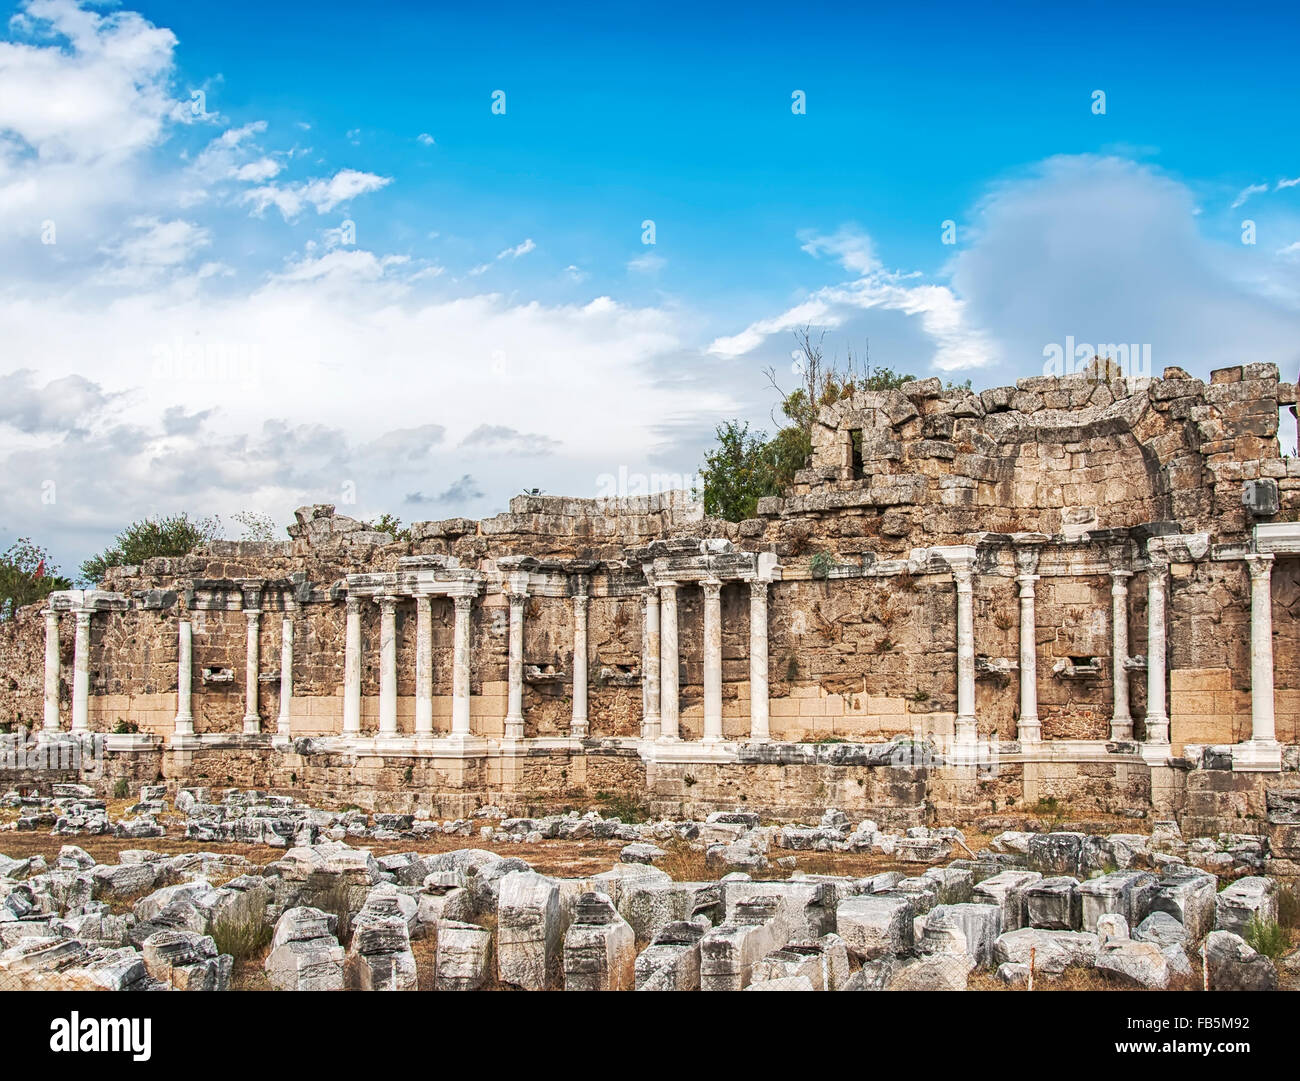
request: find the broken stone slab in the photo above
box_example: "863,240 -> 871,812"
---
925,903 -> 1002,968
745,974 -> 816,990
1214,876 -> 1279,935
992,928 -> 1099,977
1204,930 -> 1278,991
141,930 -> 232,991
836,894 -> 913,961
265,907 -> 344,991
971,870 -> 1042,931
750,933 -> 850,991
1027,832 -> 1086,875
1133,911 -> 1187,947
132,878 -> 213,924
635,919 -> 708,991
1148,867 -> 1217,940
345,913 -> 417,991
1079,870 -> 1158,932
1096,938 -> 1171,989
620,880 -> 719,941
90,862 -> 161,899
497,870 -> 563,991
699,911 -> 790,991
919,866 -> 974,905
434,920 -> 493,990
1025,876 -> 1082,930
722,879 -> 833,941
563,892 -> 635,991
619,843 -> 666,865
886,951 -> 974,990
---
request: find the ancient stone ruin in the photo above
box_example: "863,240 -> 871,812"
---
2,364 -> 1300,853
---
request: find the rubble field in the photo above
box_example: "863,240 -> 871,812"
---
1,784 -> 1296,992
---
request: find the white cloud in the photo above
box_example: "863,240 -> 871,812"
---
497,237 -> 535,260
1232,182 -> 1268,209
242,168 -> 391,220
417,132 -> 435,146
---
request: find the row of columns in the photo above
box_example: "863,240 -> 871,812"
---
44,548 -> 1284,759
643,577 -> 772,744
1008,548 -> 1169,748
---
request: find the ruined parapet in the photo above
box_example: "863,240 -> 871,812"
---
758,364 -> 1298,554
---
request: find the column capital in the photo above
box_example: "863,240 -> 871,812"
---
345,594 -> 362,615
1109,568 -> 1134,582
1146,560 -> 1169,583
701,578 -> 723,599
1245,552 -> 1275,580
505,570 -> 531,598
453,593 -> 474,612
73,609 -> 92,627
749,578 -> 769,598
374,593 -> 399,611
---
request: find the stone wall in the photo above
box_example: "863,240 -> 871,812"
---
3,365 -> 1299,821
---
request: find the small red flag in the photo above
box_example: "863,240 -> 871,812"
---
34,560 -> 45,579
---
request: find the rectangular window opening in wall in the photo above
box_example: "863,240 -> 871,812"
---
1280,403 -> 1297,457
850,429 -> 865,480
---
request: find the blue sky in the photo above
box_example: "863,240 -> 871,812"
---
2,0 -> 1299,574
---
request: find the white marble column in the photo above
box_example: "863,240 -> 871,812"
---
71,610 -> 91,735
571,586 -> 589,738
949,552 -> 977,747
504,582 -> 526,741
658,583 -> 679,741
641,588 -> 661,740
1109,569 -> 1134,741
451,594 -> 474,737
342,596 -> 362,737
702,580 -> 724,743
748,580 -> 770,742
173,619 -> 195,742
242,607 -> 261,734
42,608 -> 60,732
377,596 -> 398,739
277,614 -> 293,738
1015,570 -> 1041,744
1144,563 -> 1170,745
1246,554 -> 1277,745
414,595 -> 434,739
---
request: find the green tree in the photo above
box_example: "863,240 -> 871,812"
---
698,420 -> 778,521
80,513 -> 220,584
0,538 -> 72,619
368,513 -> 411,542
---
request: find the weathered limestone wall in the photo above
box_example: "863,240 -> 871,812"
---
3,366 -> 1299,825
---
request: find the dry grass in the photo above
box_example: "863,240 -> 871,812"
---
969,964 -> 1203,992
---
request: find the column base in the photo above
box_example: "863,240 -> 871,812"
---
1017,718 -> 1042,745
1232,739 -> 1282,772
504,718 -> 525,741
1108,718 -> 1134,741
1139,741 -> 1172,766
242,717 -> 261,735
169,731 -> 201,751
569,725 -> 589,739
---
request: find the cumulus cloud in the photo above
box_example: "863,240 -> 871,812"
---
459,424 -> 560,455
242,168 -> 391,220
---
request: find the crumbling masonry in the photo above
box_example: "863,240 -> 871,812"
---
4,364 -> 1300,846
